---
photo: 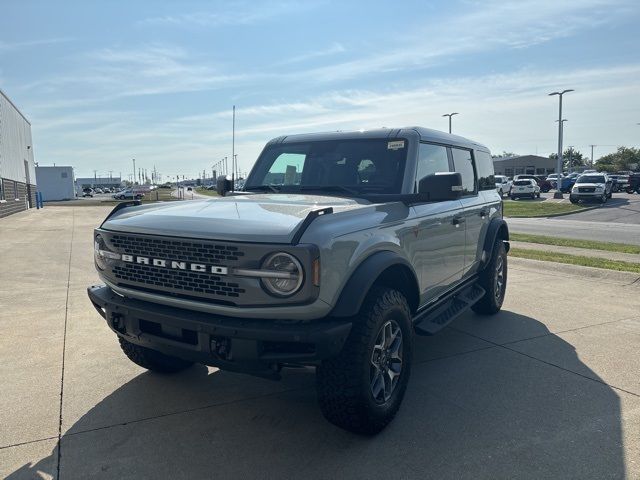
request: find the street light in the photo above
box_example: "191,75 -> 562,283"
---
442,112 -> 459,134
548,89 -> 574,199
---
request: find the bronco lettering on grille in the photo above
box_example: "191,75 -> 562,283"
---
121,254 -> 228,275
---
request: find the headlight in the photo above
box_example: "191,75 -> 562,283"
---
94,234 -> 120,270
260,252 -> 304,296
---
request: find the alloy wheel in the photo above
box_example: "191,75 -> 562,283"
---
370,320 -> 403,404
494,255 -> 505,302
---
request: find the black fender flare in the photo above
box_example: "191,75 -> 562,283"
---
330,251 -> 419,318
482,218 -> 510,268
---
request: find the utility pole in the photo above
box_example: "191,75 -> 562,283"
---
442,112 -> 459,134
548,89 -> 574,199
589,145 -> 597,167
567,146 -> 574,174
232,105 -> 236,190
132,158 -> 136,185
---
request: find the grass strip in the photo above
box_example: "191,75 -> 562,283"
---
503,201 -> 588,217
510,233 -> 640,255
509,247 -> 640,274
195,188 -> 219,197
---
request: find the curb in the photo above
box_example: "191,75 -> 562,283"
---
508,256 -> 640,286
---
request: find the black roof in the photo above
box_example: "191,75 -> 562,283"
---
268,127 -> 489,152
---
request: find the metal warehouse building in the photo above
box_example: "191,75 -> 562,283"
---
0,90 -> 36,218
492,155 -> 557,178
35,165 -> 75,201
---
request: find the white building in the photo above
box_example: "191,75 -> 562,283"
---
35,166 -> 75,201
0,89 -> 36,218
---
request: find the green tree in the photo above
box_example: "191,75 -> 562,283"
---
596,147 -> 640,172
492,151 -> 518,158
549,148 -> 585,170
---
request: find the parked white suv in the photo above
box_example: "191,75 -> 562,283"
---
510,179 -> 540,200
495,175 -> 512,197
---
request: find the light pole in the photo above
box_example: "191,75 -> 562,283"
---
132,158 -> 136,185
549,89 -> 574,198
442,112 -> 459,134
589,145 -> 597,167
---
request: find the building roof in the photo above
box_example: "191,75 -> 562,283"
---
0,89 -> 31,125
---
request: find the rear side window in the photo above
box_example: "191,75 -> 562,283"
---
451,148 -> 476,195
416,143 -> 450,187
474,150 -> 495,191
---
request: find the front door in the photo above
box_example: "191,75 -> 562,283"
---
410,142 -> 466,304
24,160 -> 32,208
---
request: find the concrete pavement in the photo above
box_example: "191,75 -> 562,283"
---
2,206 -> 640,479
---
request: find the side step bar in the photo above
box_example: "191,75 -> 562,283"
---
413,283 -> 485,336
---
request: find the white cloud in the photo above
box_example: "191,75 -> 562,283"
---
0,37 -> 72,53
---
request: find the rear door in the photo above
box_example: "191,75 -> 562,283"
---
410,142 -> 465,303
451,147 -> 488,277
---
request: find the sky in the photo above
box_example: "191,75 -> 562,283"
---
1,0 -> 639,180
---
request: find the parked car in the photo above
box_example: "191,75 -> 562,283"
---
609,175 -> 630,192
82,188 -> 94,198
510,179 -> 540,199
513,174 -> 551,193
112,189 -> 145,200
88,126 -> 510,434
569,174 -> 613,203
626,173 -> 640,194
495,175 -> 512,197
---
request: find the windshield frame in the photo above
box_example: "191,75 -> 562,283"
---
243,137 -> 411,198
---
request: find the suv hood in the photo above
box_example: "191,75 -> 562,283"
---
101,194 -> 368,243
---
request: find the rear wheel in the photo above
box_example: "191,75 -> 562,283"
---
472,241 -> 507,315
118,337 -> 194,373
316,287 -> 413,435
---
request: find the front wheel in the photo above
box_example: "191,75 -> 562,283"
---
316,287 -> 413,435
119,337 -> 194,373
472,241 -> 507,315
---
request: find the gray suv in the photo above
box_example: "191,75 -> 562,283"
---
88,127 -> 509,434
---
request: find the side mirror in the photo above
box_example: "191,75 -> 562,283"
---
417,172 -> 463,201
216,175 -> 232,196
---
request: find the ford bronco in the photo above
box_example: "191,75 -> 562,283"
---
88,127 -> 509,434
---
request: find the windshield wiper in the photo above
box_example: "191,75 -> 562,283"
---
297,185 -> 360,196
244,185 -> 281,193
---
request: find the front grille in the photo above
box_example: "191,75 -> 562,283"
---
112,263 -> 246,298
579,187 -> 595,193
109,234 -> 245,264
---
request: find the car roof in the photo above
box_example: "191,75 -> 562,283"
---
267,126 -> 489,153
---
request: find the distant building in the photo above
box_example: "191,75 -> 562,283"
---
75,176 -> 122,194
492,155 -> 556,178
35,166 -> 75,201
0,89 -> 37,218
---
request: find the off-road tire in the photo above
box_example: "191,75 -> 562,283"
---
570,197 -> 579,204
472,241 -> 507,315
316,287 -> 413,435
118,337 -> 194,373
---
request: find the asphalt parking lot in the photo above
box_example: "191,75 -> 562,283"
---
2,207 -> 640,479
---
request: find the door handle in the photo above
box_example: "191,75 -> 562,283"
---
452,216 -> 465,227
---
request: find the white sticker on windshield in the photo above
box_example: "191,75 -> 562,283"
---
387,140 -> 405,150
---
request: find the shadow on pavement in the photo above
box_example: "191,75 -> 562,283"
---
8,311 -> 625,479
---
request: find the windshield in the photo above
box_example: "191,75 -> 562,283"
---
244,138 -> 408,195
577,175 -> 606,183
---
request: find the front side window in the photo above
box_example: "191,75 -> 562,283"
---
451,148 -> 477,195
245,138 -> 408,195
415,143 -> 450,189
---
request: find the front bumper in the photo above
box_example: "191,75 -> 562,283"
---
570,191 -> 605,200
88,284 -> 352,379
